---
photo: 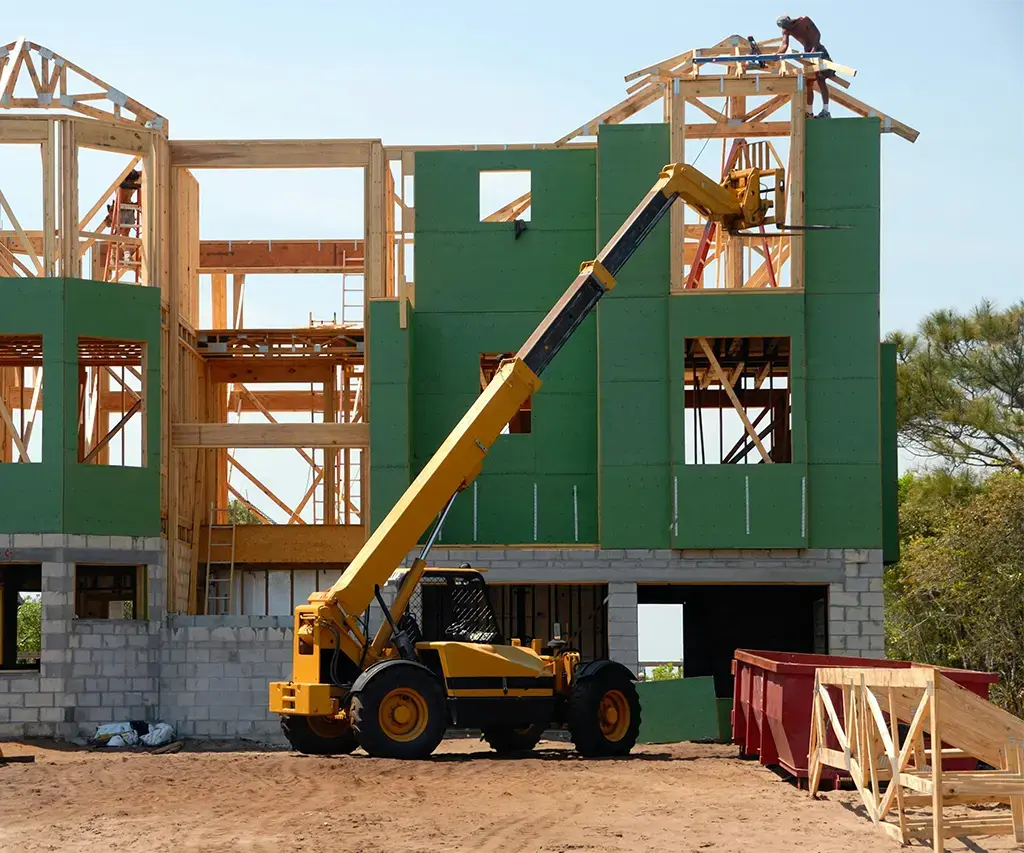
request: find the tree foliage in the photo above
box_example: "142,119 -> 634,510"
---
886,300 -> 1024,471
16,597 -> 41,663
649,663 -> 683,681
885,470 -> 1024,717
228,498 -> 264,525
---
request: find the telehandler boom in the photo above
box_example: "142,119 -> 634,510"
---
269,161 -> 786,759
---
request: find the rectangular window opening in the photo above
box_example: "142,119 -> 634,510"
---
75,564 -> 145,619
0,565 -> 42,670
479,170 -> 531,223
0,335 -> 44,464
683,336 -> 792,464
77,336 -> 146,467
480,352 -> 531,434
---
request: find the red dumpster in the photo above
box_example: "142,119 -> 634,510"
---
730,650 -> 998,783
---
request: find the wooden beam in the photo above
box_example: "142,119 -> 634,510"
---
788,95 -> 805,290
58,118 -> 78,276
211,272 -> 227,329
0,116 -> 49,142
668,80 -> 685,293
172,422 -> 369,448
74,119 -> 151,154
232,274 -> 245,328
196,522 -> 366,565
697,337 -> 772,463
169,139 -> 375,169
198,239 -> 364,274
206,359 -> 334,385
42,120 -> 55,276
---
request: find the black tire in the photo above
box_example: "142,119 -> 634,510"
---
280,714 -> 358,756
350,664 -> 447,759
482,722 -> 547,754
567,669 -> 641,757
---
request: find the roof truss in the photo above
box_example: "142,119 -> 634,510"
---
0,36 -> 166,132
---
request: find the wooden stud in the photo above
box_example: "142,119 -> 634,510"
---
58,118 -> 78,276
788,92 -> 805,291
668,80 -> 685,293
211,272 -> 227,328
697,337 -> 772,463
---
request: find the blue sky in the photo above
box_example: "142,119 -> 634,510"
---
6,0 -> 1022,660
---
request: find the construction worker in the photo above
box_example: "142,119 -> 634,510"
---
776,15 -> 833,118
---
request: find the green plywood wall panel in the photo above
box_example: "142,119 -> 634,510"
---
371,467 -> 412,532
599,382 -> 670,467
415,149 -> 596,235
597,124 -> 669,215
369,300 -> 409,382
807,464 -> 882,547
370,382 -> 411,469
636,676 -> 720,744
597,298 -> 668,382
409,148 -> 599,545
672,291 -> 806,339
61,278 -> 162,536
600,465 -> 671,549
880,342 -> 899,563
805,119 -> 881,211
414,231 -> 597,315
802,208 -> 881,293
805,378 -> 881,464
537,474 -> 598,544
0,277 -> 66,532
674,464 -> 806,549
806,295 -> 880,379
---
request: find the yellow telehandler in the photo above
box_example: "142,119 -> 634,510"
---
269,160 -> 786,759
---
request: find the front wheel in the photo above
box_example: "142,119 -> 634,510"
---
567,668 -> 641,757
281,713 -> 358,756
482,722 -> 547,754
350,664 -> 447,759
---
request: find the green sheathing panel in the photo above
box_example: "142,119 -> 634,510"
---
880,342 -> 899,563
0,278 -> 161,535
804,118 -> 883,548
369,299 -> 412,532
412,149 -> 598,545
636,676 -> 721,744
0,278 -> 66,532
62,279 -> 162,536
597,124 -> 671,548
670,292 -> 808,548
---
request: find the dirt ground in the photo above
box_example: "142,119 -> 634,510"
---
0,738 -> 1018,853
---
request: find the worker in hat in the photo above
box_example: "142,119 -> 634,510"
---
777,15 -> 834,118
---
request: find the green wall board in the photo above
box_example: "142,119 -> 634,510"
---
596,124 -> 672,548
0,278 -> 161,536
880,342 -> 899,563
804,118 -> 883,549
674,464 -> 807,549
62,279 -> 162,536
369,300 -> 411,533
636,676 -> 721,744
0,277 -> 66,532
409,149 -> 599,545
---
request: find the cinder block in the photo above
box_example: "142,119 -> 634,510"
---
266,648 -> 292,664
10,707 -> 40,722
196,663 -> 225,678
859,592 -> 884,608
869,607 -> 885,621
13,533 -> 43,547
828,606 -> 844,622
0,694 -> 25,708
101,634 -> 127,650
844,565 -> 859,579
829,592 -> 858,607
187,627 -> 210,643
868,635 -> 885,651
39,707 -> 65,723
85,535 -> 112,549
846,636 -> 870,651
845,607 -> 869,622
8,677 -> 40,692
833,621 -> 859,636
24,693 -> 54,708
186,678 -> 210,693
861,621 -> 885,636
844,579 -> 869,593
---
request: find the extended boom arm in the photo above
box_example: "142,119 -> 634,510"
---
306,160 -> 783,664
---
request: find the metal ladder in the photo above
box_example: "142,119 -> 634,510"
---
204,504 -> 236,615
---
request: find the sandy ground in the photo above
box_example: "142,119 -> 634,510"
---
0,738 -> 1018,853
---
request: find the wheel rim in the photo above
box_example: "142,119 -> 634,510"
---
307,715 -> 350,739
599,689 -> 630,742
378,687 -> 429,742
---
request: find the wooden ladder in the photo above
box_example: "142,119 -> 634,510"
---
204,504 -> 236,615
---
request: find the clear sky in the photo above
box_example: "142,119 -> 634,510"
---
5,0 -> 1022,661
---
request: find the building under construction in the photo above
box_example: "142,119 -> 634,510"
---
0,33 -> 913,739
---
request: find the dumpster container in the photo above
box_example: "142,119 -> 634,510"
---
731,650 -> 998,783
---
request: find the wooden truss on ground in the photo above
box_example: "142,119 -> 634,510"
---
809,666 -> 1024,852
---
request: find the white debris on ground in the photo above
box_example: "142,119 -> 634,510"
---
91,721 -> 176,748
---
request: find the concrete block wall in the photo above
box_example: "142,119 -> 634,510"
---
828,548 -> 885,657
160,616 -> 293,740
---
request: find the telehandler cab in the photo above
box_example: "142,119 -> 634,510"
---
269,160 -> 787,759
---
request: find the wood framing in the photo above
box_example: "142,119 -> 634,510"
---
198,239 -> 364,274
168,140 -> 373,169
196,523 -> 365,564
809,667 -> 1024,852
171,422 -> 369,448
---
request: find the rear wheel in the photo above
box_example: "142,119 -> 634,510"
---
350,664 -> 447,759
281,713 -> 357,756
482,722 -> 547,754
567,668 -> 641,757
